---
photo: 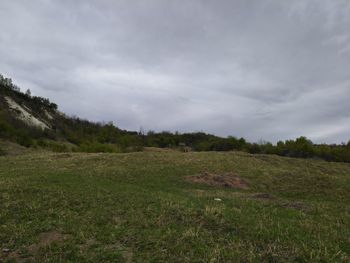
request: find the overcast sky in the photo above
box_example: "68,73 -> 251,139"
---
1,0 -> 350,143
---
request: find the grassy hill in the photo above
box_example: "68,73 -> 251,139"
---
1,73 -> 350,262
2,73 -> 350,163
1,150 -> 349,262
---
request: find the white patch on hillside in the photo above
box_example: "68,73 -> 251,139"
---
44,109 -> 54,120
4,96 -> 50,130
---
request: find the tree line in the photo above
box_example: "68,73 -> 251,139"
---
144,132 -> 350,162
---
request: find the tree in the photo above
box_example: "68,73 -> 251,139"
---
25,89 -> 31,97
294,136 -> 313,157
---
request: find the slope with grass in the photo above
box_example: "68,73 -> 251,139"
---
1,150 -> 349,262
2,73 -> 350,162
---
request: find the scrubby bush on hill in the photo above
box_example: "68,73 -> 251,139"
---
37,139 -> 71,152
75,142 -> 121,153
0,74 -> 143,152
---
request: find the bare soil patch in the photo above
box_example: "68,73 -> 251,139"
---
251,194 -> 310,212
53,153 -> 72,159
252,193 -> 276,200
281,201 -> 309,212
143,147 -> 175,152
187,172 -> 249,189
4,230 -> 70,262
27,231 -> 70,254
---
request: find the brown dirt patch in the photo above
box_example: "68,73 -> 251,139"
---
143,147 -> 175,152
53,153 -> 72,159
251,194 -> 310,213
187,172 -> 249,189
27,230 -> 70,254
281,201 -> 309,212
252,193 -> 276,200
4,230 -> 70,262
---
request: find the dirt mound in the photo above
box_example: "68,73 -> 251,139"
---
187,172 -> 249,189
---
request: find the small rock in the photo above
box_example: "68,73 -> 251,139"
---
2,248 -> 10,253
214,198 -> 222,202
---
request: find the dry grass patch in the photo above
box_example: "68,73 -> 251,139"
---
187,172 -> 249,189
3,230 -> 70,262
252,193 -> 276,200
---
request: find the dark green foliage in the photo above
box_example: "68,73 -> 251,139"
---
37,139 -> 71,152
0,74 -> 57,111
144,132 -> 350,163
16,131 -> 35,148
0,74 -> 143,153
75,142 -> 120,153
0,111 -> 14,137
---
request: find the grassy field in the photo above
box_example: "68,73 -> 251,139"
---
0,150 -> 350,262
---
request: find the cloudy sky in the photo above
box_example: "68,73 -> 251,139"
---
1,0 -> 350,143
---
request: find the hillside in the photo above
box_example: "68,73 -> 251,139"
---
0,74 -> 143,153
1,75 -> 350,262
1,73 -> 350,163
0,150 -> 349,262
0,78 -> 57,133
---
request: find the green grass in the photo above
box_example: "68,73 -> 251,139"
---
0,150 -> 350,262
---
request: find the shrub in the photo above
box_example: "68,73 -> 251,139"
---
76,142 -> 121,153
37,139 -> 70,152
16,133 -> 35,148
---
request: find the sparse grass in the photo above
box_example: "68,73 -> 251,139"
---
0,147 -> 5,156
0,151 -> 350,262
0,140 -> 30,156
74,142 -> 122,153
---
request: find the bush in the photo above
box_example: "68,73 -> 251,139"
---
16,133 -> 35,148
37,139 -> 70,152
76,142 -> 121,153
246,143 -> 262,154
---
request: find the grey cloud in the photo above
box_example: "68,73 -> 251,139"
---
0,0 -> 350,143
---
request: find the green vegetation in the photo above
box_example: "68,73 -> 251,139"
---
76,142 -> 121,153
144,132 -> 350,163
0,151 -> 349,262
0,74 -> 143,152
1,72 -> 350,163
0,146 -> 5,156
1,73 -> 350,262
